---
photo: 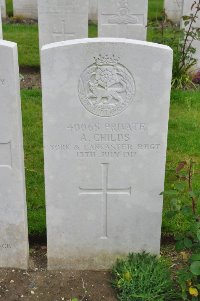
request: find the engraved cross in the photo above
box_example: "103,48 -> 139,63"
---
79,163 -> 131,239
53,20 -> 74,41
0,142 -> 12,167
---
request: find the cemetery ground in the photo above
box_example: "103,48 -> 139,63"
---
1,0 -> 200,300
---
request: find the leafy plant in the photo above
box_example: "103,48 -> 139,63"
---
152,1 -> 200,89
162,160 -> 200,300
172,0 -> 200,89
112,252 -> 177,301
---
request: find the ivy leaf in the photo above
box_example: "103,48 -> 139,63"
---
175,234 -> 184,241
184,237 -> 193,248
190,261 -> 200,275
195,284 -> 200,289
183,15 -> 191,20
190,254 -> 200,262
176,240 -> 185,251
182,206 -> 192,216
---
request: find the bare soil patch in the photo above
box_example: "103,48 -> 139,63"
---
20,68 -> 41,90
0,246 -> 117,301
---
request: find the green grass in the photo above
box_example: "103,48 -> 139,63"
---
162,90 -> 200,235
6,0 -> 13,17
148,0 -> 164,21
3,24 -> 39,68
112,252 -> 176,301
2,23 -> 97,68
21,90 -> 45,236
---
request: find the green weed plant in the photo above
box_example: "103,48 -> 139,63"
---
152,0 -> 200,89
112,252 -> 176,301
162,160 -> 200,300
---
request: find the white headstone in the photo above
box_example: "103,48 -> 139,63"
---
1,0 -> 6,18
38,0 -> 89,49
164,0 -> 183,24
192,40 -> 200,70
89,0 -> 97,22
41,38 -> 173,270
13,0 -> 38,19
0,7 -> 2,39
98,0 -> 148,40
0,40 -> 28,269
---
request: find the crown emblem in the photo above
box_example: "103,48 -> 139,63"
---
94,54 -> 120,66
118,0 -> 128,8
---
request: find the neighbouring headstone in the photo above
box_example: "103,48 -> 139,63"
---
1,0 -> 6,18
41,38 -> 173,270
164,0 -> 183,24
181,0 -> 200,71
98,0 -> 148,40
38,0 -> 89,49
182,0 -> 200,28
13,0 -> 38,19
0,40 -> 28,269
0,7 -> 2,39
89,0 -> 97,22
192,40 -> 200,70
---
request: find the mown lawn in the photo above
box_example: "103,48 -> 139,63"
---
3,0 -> 164,67
3,0 -> 200,237
6,0 -> 13,17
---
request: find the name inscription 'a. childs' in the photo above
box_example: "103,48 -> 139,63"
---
0,244 -> 12,249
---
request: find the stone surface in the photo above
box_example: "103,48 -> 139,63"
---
42,38 -> 172,270
13,0 -> 38,19
1,0 -> 6,18
89,0 -> 97,22
182,0 -> 200,28
164,0 -> 183,24
181,0 -> 200,71
0,40 -> 28,269
38,0 -> 89,49
98,0 -> 148,40
192,39 -> 200,70
0,7 -> 2,39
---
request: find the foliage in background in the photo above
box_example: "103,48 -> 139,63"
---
162,160 -> 200,300
6,0 -> 13,17
112,252 -> 177,301
172,0 -> 200,89
152,1 -> 200,90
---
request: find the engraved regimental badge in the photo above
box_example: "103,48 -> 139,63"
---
108,0 -> 139,24
78,54 -> 135,117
